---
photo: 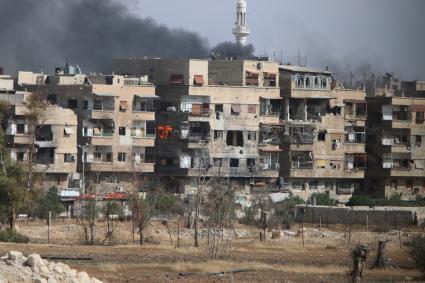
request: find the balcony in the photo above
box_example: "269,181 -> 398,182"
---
344,143 -> 366,153
86,134 -> 114,146
188,108 -> 212,122
86,162 -> 154,173
34,163 -> 76,173
9,134 -> 31,145
132,137 -> 155,147
90,110 -> 114,120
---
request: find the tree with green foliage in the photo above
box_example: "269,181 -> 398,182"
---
37,186 -> 65,219
346,195 -> 376,207
310,192 -> 336,206
155,193 -> 176,215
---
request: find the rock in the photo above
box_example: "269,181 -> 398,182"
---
27,254 -> 45,268
92,278 -> 102,283
47,276 -> 58,283
48,262 -> 55,271
39,264 -> 51,276
53,264 -> 63,274
34,278 -> 48,283
7,251 -> 27,265
77,271 -> 91,283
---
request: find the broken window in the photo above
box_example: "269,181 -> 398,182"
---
36,148 -> 54,164
247,131 -> 257,141
290,151 -> 313,169
119,127 -> 126,136
214,130 -> 223,140
36,125 -> 53,141
118,153 -> 126,162
94,152 -> 102,162
215,104 -> 223,112
416,112 -> 424,123
82,100 -> 88,110
226,131 -> 244,147
213,158 -> 222,167
356,103 -> 367,117
318,131 -> 326,141
189,122 -> 210,141
245,71 -> 259,86
47,94 -> 57,104
247,158 -> 256,167
67,99 -> 78,109
16,124 -> 26,134
416,135 -> 422,147
64,154 -> 75,163
230,159 -> 239,168
169,74 -> 184,84
263,73 -> 277,87
16,152 -> 25,161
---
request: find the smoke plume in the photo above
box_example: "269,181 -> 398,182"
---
211,42 -> 255,60
0,0 -> 210,74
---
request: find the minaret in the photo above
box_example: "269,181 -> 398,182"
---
232,0 -> 250,46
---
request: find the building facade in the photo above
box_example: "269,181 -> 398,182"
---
279,65 -> 367,203
366,76 -> 425,200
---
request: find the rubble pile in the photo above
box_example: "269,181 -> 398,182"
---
0,251 -> 102,283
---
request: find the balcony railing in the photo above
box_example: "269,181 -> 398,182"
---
190,109 -> 212,117
290,161 -> 314,170
284,135 -> 314,144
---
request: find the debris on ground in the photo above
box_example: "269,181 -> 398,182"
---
0,251 -> 102,283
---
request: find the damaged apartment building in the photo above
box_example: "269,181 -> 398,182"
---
365,73 -> 425,200
113,58 -> 282,194
1,72 -> 79,199
15,64 -> 157,202
279,65 -> 367,203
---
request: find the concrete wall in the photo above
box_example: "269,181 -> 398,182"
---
294,205 -> 424,226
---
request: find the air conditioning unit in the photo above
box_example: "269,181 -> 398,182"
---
116,186 -> 124,192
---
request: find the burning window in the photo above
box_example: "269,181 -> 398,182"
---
157,126 -> 173,139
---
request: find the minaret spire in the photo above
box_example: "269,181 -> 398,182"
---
232,0 -> 250,46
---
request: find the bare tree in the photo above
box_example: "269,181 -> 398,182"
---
351,244 -> 370,283
77,194 -> 97,245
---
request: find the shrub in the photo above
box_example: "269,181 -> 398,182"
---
240,207 -> 256,226
37,186 -> 65,219
310,193 -> 336,206
0,229 -> 29,243
155,194 -> 176,214
408,235 -> 425,274
346,195 -> 375,207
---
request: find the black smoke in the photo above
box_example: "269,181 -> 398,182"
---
211,42 -> 255,60
0,0 -> 210,74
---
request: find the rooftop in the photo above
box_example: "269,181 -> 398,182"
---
279,64 -> 333,75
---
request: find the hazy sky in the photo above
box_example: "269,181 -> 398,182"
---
132,0 -> 425,80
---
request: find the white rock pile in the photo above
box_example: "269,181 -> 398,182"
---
0,251 -> 102,283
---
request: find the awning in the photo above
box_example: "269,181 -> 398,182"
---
316,159 -> 326,167
264,72 -> 277,78
64,126 -> 74,135
246,71 -> 259,77
194,75 -> 205,85
231,104 -> 242,113
191,104 -> 202,115
412,105 -> 425,112
93,93 -> 117,97
120,101 -> 128,110
169,74 -> 184,84
35,141 -> 55,148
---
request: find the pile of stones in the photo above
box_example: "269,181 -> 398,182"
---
0,251 -> 102,283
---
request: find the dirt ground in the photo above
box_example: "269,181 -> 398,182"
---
0,219 -> 424,283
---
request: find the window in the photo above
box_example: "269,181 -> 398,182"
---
318,131 -> 326,141
247,131 -> 257,141
226,131 -> 244,147
247,158 -> 256,167
416,135 -> 422,147
120,101 -> 128,111
248,105 -> 256,113
213,158 -> 222,167
146,121 -> 156,136
17,152 -> 25,161
118,153 -> 127,162
119,127 -> 126,136
230,159 -> 239,167
214,130 -> 223,140
231,104 -> 242,115
145,147 -> 155,163
106,153 -> 113,162
64,154 -> 75,163
67,99 -> 78,109
94,152 -> 102,162
416,112 -> 425,123
82,100 -> 88,110
17,124 -> 25,134
391,179 -> 397,190
215,104 -> 223,112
